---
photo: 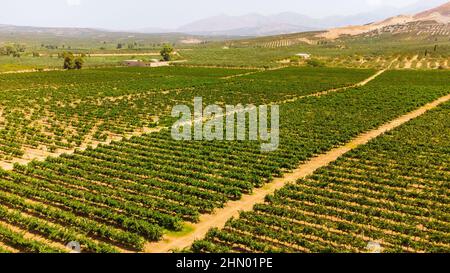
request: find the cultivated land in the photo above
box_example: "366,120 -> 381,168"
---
0,66 -> 448,253
193,101 -> 450,253
1,20 -> 449,72
0,66 -> 371,167
0,4 -> 449,252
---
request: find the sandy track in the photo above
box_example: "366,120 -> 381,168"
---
278,69 -> 386,104
144,92 -> 450,253
0,68 -> 61,75
220,65 -> 287,79
220,71 -> 262,79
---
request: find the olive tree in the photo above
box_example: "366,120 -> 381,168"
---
160,44 -> 174,61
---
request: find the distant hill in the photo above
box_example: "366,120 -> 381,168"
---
160,0 -> 449,36
0,24 -> 184,39
319,1 -> 450,39
176,13 -> 315,36
0,24 -> 220,48
414,1 -> 450,22
0,1 -> 448,45
0,24 -> 106,37
225,2 -> 449,50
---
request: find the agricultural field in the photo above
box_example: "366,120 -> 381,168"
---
176,29 -> 450,69
0,66 -> 372,166
0,66 -> 375,252
0,1 -> 449,258
192,101 -> 450,253
0,55 -> 164,73
1,27 -> 449,71
0,67 -> 448,252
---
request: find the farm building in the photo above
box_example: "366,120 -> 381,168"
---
296,53 -> 311,59
122,60 -> 170,67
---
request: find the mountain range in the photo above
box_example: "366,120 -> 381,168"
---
318,1 -> 450,39
0,1 -> 449,41
136,0 -> 449,36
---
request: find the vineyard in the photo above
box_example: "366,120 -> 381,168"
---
1,0 -> 450,260
0,66 -> 448,252
192,101 -> 450,253
322,54 -> 449,70
0,66 -> 372,166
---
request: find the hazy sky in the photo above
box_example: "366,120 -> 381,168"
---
0,0 -> 447,29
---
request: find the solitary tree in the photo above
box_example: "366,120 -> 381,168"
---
63,52 -> 84,70
63,56 -> 74,69
74,57 -> 84,69
160,44 -> 174,61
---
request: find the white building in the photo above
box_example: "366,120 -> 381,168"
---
295,53 -> 311,59
122,60 -> 170,67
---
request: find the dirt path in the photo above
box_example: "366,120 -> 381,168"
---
388,58 -> 398,69
278,69 -> 386,104
220,70 -> 262,79
144,93 -> 450,253
220,66 -> 287,79
0,68 -> 61,75
355,69 -> 386,86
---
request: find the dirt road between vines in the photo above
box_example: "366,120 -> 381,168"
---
144,92 -> 450,253
278,69 -> 386,104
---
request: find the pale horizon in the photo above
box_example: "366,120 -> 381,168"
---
0,0 -> 447,30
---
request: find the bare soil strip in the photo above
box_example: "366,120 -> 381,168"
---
388,59 -> 398,69
278,69 -> 386,104
220,66 -> 287,79
220,70 -> 263,79
144,93 -> 450,253
0,68 -> 61,75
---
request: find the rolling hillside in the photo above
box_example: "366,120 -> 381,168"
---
319,1 -> 450,39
